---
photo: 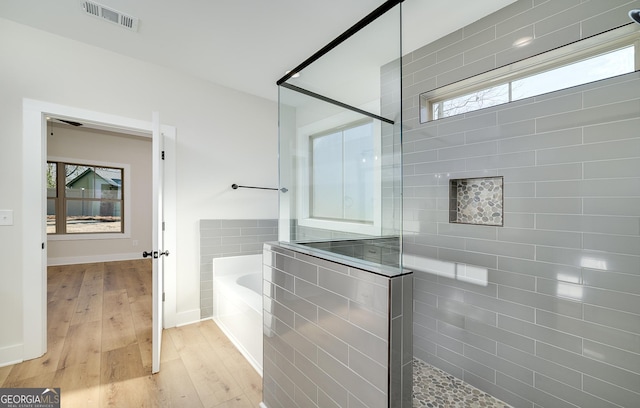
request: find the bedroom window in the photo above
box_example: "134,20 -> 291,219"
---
47,161 -> 124,235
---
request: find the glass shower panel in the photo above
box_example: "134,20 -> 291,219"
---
342,121 -> 375,222
283,6 -> 401,114
311,130 -> 344,220
277,2 -> 403,271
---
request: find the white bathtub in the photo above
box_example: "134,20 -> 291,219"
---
212,254 -> 263,376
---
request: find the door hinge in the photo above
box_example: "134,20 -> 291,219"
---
162,221 -> 165,231
161,150 -> 165,160
162,292 -> 165,301
42,242 -> 45,249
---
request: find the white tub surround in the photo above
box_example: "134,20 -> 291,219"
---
200,219 -> 278,319
212,254 -> 263,375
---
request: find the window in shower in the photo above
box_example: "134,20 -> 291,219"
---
295,114 -> 383,237
310,119 -> 375,223
421,26 -> 639,122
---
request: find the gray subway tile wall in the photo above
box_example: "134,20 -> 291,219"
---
199,219 -> 278,318
404,0 -> 640,407
262,242 -> 413,408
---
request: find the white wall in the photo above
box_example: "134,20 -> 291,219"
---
46,123 -> 153,264
0,18 -> 278,363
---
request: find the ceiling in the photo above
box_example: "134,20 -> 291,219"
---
0,0 -> 517,101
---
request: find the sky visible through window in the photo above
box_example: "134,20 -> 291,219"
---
512,45 -> 634,100
311,121 -> 374,223
432,45 -> 635,120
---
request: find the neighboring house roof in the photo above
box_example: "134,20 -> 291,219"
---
66,167 -> 122,188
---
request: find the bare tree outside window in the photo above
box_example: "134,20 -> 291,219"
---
432,84 -> 509,120
423,44 -> 635,122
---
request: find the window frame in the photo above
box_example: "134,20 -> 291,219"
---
420,25 -> 640,123
297,112 -> 382,236
47,156 -> 131,241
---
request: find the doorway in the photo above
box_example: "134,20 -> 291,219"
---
46,120 -> 148,262
21,99 -> 176,371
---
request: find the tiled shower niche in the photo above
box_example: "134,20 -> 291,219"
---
449,177 -> 503,226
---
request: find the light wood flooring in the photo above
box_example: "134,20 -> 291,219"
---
0,260 -> 262,408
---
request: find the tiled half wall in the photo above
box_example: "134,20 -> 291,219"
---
199,219 -> 278,318
262,242 -> 413,408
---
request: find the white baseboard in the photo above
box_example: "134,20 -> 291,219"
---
0,344 -> 23,367
259,403 -> 268,408
173,309 -> 203,328
47,252 -> 143,266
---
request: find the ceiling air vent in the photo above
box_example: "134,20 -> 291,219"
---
81,1 -> 139,32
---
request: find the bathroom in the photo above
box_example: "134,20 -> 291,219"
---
204,1 -> 640,407
2,0 -> 634,407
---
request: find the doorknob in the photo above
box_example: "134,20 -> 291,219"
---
143,250 -> 169,258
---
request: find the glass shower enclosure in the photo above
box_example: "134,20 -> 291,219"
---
277,0 -> 403,273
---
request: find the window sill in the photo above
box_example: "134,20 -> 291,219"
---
47,232 -> 130,241
298,217 -> 381,236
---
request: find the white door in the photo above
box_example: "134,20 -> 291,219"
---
151,112 -> 165,374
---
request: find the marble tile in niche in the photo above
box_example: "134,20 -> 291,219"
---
450,176 -> 503,226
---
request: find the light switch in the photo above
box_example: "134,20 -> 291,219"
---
0,210 -> 14,226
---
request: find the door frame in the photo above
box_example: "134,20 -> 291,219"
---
22,99 -> 177,361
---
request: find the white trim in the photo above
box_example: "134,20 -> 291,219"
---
259,403 -> 268,408
22,99 -> 48,360
0,344 -> 23,367
151,111 -> 162,374
172,310 -> 202,328
46,155 -> 131,240
47,233 -> 130,241
37,101 -> 153,134
298,217 -> 379,236
47,252 -> 143,266
161,124 -> 178,329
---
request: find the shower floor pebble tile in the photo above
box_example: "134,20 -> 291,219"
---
413,358 -> 512,408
